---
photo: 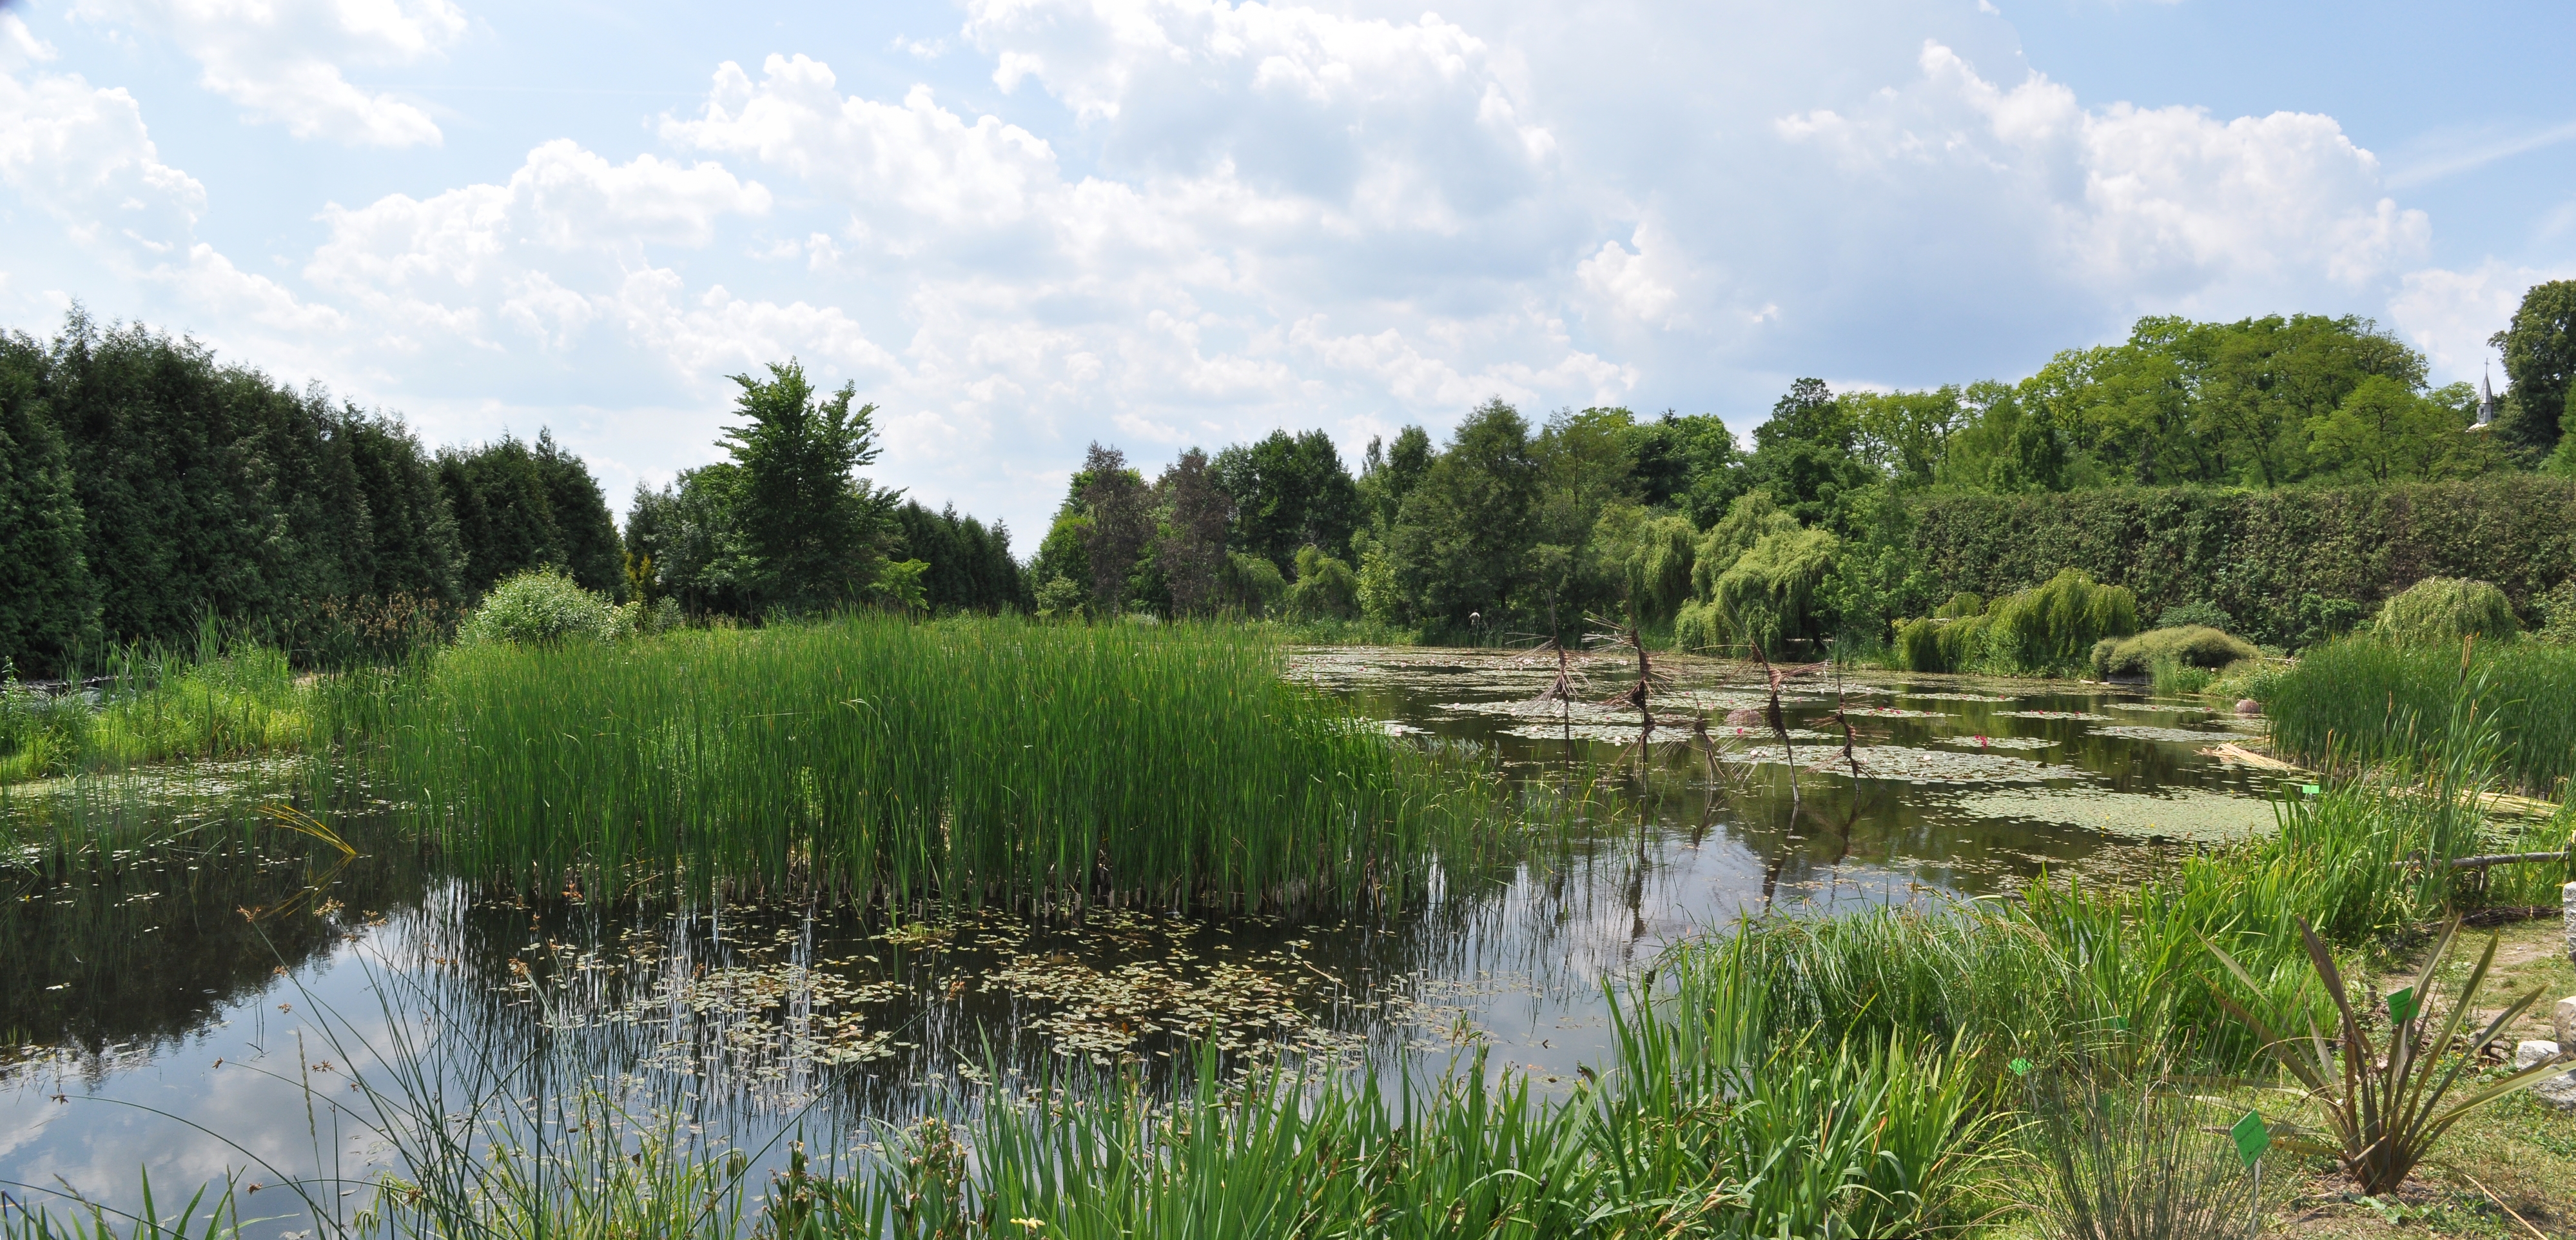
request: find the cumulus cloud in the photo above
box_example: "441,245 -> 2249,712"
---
72,0 -> 465,146
1774,41 -> 2427,319
2389,260 -> 2576,383
307,139 -> 779,358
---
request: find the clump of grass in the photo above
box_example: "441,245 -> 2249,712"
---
2372,576 -> 2519,646
2090,625 -> 2258,681
347,615 -> 1516,915
2264,636 -> 2576,796
2020,1065 -> 2256,1240
1,636 -> 313,786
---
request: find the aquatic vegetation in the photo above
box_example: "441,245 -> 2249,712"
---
2087,724 -> 2237,744
2263,636 -> 2576,796
347,616 -> 1518,914
1,642 -> 313,785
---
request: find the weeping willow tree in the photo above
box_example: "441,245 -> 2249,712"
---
1893,571 -> 2138,676
1670,492 -> 1841,657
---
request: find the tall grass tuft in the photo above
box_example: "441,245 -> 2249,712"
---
344,615 -> 1512,914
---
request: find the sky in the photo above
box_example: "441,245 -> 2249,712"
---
5,0 -> 2574,546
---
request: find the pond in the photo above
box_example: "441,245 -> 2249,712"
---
0,646 -> 2301,1231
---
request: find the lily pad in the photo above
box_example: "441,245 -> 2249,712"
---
1951,787 -> 2278,843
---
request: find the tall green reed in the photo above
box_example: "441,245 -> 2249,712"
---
342,616 -> 1514,915
2266,635 -> 2576,798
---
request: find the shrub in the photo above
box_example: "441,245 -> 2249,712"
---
2539,578 -> 2576,645
2156,598 -> 2234,631
458,570 -> 623,646
2372,576 -> 2519,645
1933,591 -> 1985,620
2091,625 -> 2260,679
1988,569 -> 2138,676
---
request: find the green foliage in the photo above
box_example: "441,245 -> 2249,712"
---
1741,378 -> 1873,524
1384,398 -> 1539,628
1987,569 -> 2139,676
1705,526 -> 1840,656
2210,918 -> 2564,1195
2491,279 -> 2576,457
2157,598 -> 2234,631
1216,549 -> 1286,617
1285,546 -> 1358,620
438,431 -> 621,600
2305,374 -> 2493,483
353,617 -> 1513,912
1211,429 -> 1360,571
1910,475 -> 2576,651
0,335 -> 98,672
1031,573 -> 1086,622
2091,625 -> 2259,679
2371,576 -> 2519,645
0,310 -> 487,674
457,569 -> 628,646
2263,637 -> 2576,796
717,360 -> 893,614
890,500 -> 1028,613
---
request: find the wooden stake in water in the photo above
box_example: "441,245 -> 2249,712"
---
2232,1110 -> 2270,1240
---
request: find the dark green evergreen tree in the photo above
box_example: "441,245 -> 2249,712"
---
0,333 -> 99,673
534,430 -> 625,598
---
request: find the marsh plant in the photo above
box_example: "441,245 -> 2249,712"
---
349,616 -> 1519,915
2020,1067 -> 2256,1240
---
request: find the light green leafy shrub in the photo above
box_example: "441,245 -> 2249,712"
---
459,570 -> 626,646
2371,576 -> 2519,645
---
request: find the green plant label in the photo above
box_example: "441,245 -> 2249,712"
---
2231,1110 -> 2270,1168
2008,1058 -> 2032,1076
2301,783 -> 2321,796
2386,985 -> 2415,1024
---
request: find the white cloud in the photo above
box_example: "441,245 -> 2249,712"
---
2388,260 -> 2576,384
72,0 -> 466,147
1775,41 -> 2427,318
307,139 -> 774,354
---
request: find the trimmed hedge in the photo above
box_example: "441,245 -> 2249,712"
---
1910,476 -> 2576,651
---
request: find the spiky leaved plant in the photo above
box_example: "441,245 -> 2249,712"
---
2209,916 -> 2566,1195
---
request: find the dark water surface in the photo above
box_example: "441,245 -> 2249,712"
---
0,647 -> 2297,1230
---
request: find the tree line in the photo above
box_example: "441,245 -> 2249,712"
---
0,315 -> 1026,676
1033,282 -> 2576,653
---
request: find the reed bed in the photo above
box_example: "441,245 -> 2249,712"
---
338,615 -> 1517,914
2265,635 -> 2576,798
